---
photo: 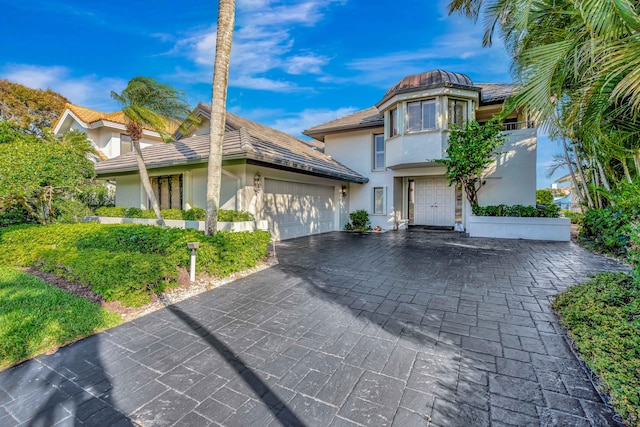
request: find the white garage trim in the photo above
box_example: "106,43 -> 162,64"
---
263,179 -> 336,240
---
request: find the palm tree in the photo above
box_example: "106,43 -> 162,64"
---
448,0 -> 640,207
205,0 -> 236,236
111,77 -> 192,226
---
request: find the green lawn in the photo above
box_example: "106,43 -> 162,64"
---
0,266 -> 122,370
552,272 -> 640,426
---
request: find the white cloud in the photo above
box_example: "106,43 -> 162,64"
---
1,64 -> 126,111
169,0 -> 342,91
267,107 -> 359,137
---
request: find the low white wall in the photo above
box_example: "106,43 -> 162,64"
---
467,216 -> 570,241
85,217 -> 269,233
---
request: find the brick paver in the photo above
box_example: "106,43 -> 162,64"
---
0,231 -> 628,426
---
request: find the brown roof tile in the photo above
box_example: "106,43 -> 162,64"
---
57,103 -> 179,134
303,107 -> 383,141
95,110 -> 367,183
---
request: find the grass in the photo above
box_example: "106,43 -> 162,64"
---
0,266 -> 122,370
552,272 -> 640,426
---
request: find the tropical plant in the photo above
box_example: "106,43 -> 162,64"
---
206,0 -> 236,236
111,77 -> 193,226
0,123 -> 95,224
437,119 -> 505,205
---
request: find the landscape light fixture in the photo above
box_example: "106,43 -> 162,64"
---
187,242 -> 200,282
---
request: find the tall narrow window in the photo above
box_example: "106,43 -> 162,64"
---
120,134 -> 132,154
407,99 -> 436,131
373,187 -> 385,214
150,174 -> 183,210
389,108 -> 398,137
448,99 -> 468,127
373,134 -> 385,170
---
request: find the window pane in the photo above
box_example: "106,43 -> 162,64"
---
390,109 -> 398,136
407,102 -> 421,131
374,134 -> 384,169
422,100 -> 436,129
374,187 -> 384,214
455,101 -> 466,127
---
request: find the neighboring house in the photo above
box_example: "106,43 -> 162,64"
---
304,70 -> 537,231
94,103 -> 367,240
53,103 -> 168,160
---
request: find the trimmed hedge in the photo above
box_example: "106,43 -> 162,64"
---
552,272 -> 640,426
94,206 -> 254,222
579,208 -> 633,258
472,204 -> 560,218
0,224 -> 271,307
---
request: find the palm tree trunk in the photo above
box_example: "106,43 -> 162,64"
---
561,136 -> 584,207
634,152 -> 640,178
596,158 -> 611,192
620,157 -> 632,183
574,148 -> 594,208
205,0 -> 236,236
133,139 -> 165,227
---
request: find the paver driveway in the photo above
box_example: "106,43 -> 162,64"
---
0,231 -> 628,426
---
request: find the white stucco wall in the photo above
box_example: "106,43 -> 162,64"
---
324,125 -> 537,231
115,175 -> 144,208
479,128 -> 537,207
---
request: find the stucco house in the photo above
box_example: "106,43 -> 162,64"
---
304,70 -> 537,232
54,103 -> 169,159
94,103 -> 367,240
93,69 -> 537,240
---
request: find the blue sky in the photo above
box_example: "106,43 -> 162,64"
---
1,0 -> 565,188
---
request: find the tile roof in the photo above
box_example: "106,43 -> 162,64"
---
476,83 -> 516,104
303,84 -> 517,140
56,103 -> 179,134
95,110 -> 368,183
303,107 -> 383,141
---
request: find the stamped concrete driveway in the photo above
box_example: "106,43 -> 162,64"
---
0,231 -> 628,426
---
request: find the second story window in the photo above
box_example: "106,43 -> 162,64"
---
407,99 -> 436,131
389,108 -> 398,137
448,99 -> 468,128
120,134 -> 132,154
373,134 -> 385,170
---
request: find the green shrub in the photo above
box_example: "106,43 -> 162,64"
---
579,208 -> 631,257
536,189 -> 554,205
218,210 -> 255,222
472,204 -> 560,218
52,199 -> 93,224
562,210 -> 584,225
161,208 -> 184,220
95,206 -> 127,217
183,207 -> 205,221
344,210 -> 372,232
0,204 -> 36,227
0,224 -> 271,306
552,272 -> 640,426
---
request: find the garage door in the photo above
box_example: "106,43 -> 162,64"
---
263,179 -> 335,240
414,178 -> 455,226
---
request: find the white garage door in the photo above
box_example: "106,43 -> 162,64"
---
414,178 -> 455,226
263,179 -> 335,240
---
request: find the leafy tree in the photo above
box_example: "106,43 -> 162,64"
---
0,80 -> 69,136
111,77 -> 192,226
206,0 -> 236,236
536,189 -> 554,205
0,123 -> 95,224
436,120 -> 505,206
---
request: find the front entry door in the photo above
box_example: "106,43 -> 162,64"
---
413,178 -> 455,226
